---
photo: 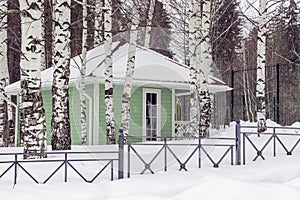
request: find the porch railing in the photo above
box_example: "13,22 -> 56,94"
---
174,121 -> 190,137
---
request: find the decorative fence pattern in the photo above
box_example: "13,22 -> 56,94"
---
1,122 -> 300,184
235,121 -> 300,165
0,151 -> 118,184
125,136 -> 235,178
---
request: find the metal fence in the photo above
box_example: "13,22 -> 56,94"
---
1,124 -> 300,184
0,151 -> 119,184
223,63 -> 300,126
235,121 -> 300,165
124,135 -> 235,178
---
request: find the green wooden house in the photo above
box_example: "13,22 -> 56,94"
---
5,41 -> 231,145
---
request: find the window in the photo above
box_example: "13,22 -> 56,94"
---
143,89 -> 161,141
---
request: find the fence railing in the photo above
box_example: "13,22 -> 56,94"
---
174,121 -> 190,137
235,121 -> 300,165
0,151 -> 119,184
119,134 -> 236,178
1,122 -> 300,184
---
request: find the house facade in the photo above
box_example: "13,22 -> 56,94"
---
5,41 -> 231,146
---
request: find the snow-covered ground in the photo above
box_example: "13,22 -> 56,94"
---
1,120 -> 300,200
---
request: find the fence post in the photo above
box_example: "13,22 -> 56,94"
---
118,129 -> 124,179
276,63 -> 280,123
14,154 -> 17,185
64,153 -> 68,182
164,138 -> 167,172
231,70 -> 235,122
235,121 -> 241,165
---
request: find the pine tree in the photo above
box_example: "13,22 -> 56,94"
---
144,0 -> 155,49
267,0 -> 300,125
150,1 -> 172,58
51,0 -> 72,150
20,0 -> 47,158
44,0 -> 52,70
112,0 -> 129,36
211,0 -> 242,123
70,0 -> 83,57
7,0 -> 21,86
212,0 -> 242,71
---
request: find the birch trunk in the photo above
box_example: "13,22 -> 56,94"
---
256,0 -> 267,132
144,0 -> 156,49
0,1 -> 9,147
20,0 -> 47,158
121,9 -> 139,142
104,0 -> 116,144
79,0 -> 88,145
94,0 -> 103,46
188,0 -> 200,136
198,0 -> 212,137
51,0 -> 72,150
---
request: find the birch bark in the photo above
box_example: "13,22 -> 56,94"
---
0,1 -> 9,147
51,0 -> 72,150
20,0 -> 47,158
256,0 -> 267,132
104,0 -> 116,144
121,8 -> 139,141
188,0 -> 200,136
79,0 -> 88,144
198,0 -> 212,137
94,0 -> 103,46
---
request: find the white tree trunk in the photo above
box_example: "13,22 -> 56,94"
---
198,0 -> 212,137
104,0 -> 116,144
256,0 -> 267,132
188,0 -> 200,136
20,0 -> 47,158
0,1 -> 9,147
51,0 -> 72,150
80,0 -> 88,144
121,9 -> 139,141
144,0 -> 156,49
94,0 -> 103,46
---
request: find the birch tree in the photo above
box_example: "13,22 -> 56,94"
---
120,6 -> 139,141
51,0 -> 72,150
20,0 -> 47,158
104,0 -> 116,144
198,0 -> 212,137
256,0 -> 267,132
79,0 -> 88,144
188,0 -> 200,136
94,0 -> 103,46
0,1 -> 9,147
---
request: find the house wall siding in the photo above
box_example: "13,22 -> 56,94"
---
42,84 -> 172,145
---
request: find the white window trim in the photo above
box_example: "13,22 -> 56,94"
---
142,88 -> 161,141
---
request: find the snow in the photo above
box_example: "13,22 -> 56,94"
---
5,41 -> 231,95
1,120 -> 300,199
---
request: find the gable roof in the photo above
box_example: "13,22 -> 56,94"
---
5,41 -> 231,94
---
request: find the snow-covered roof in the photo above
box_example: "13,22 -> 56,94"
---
5,41 -> 231,94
